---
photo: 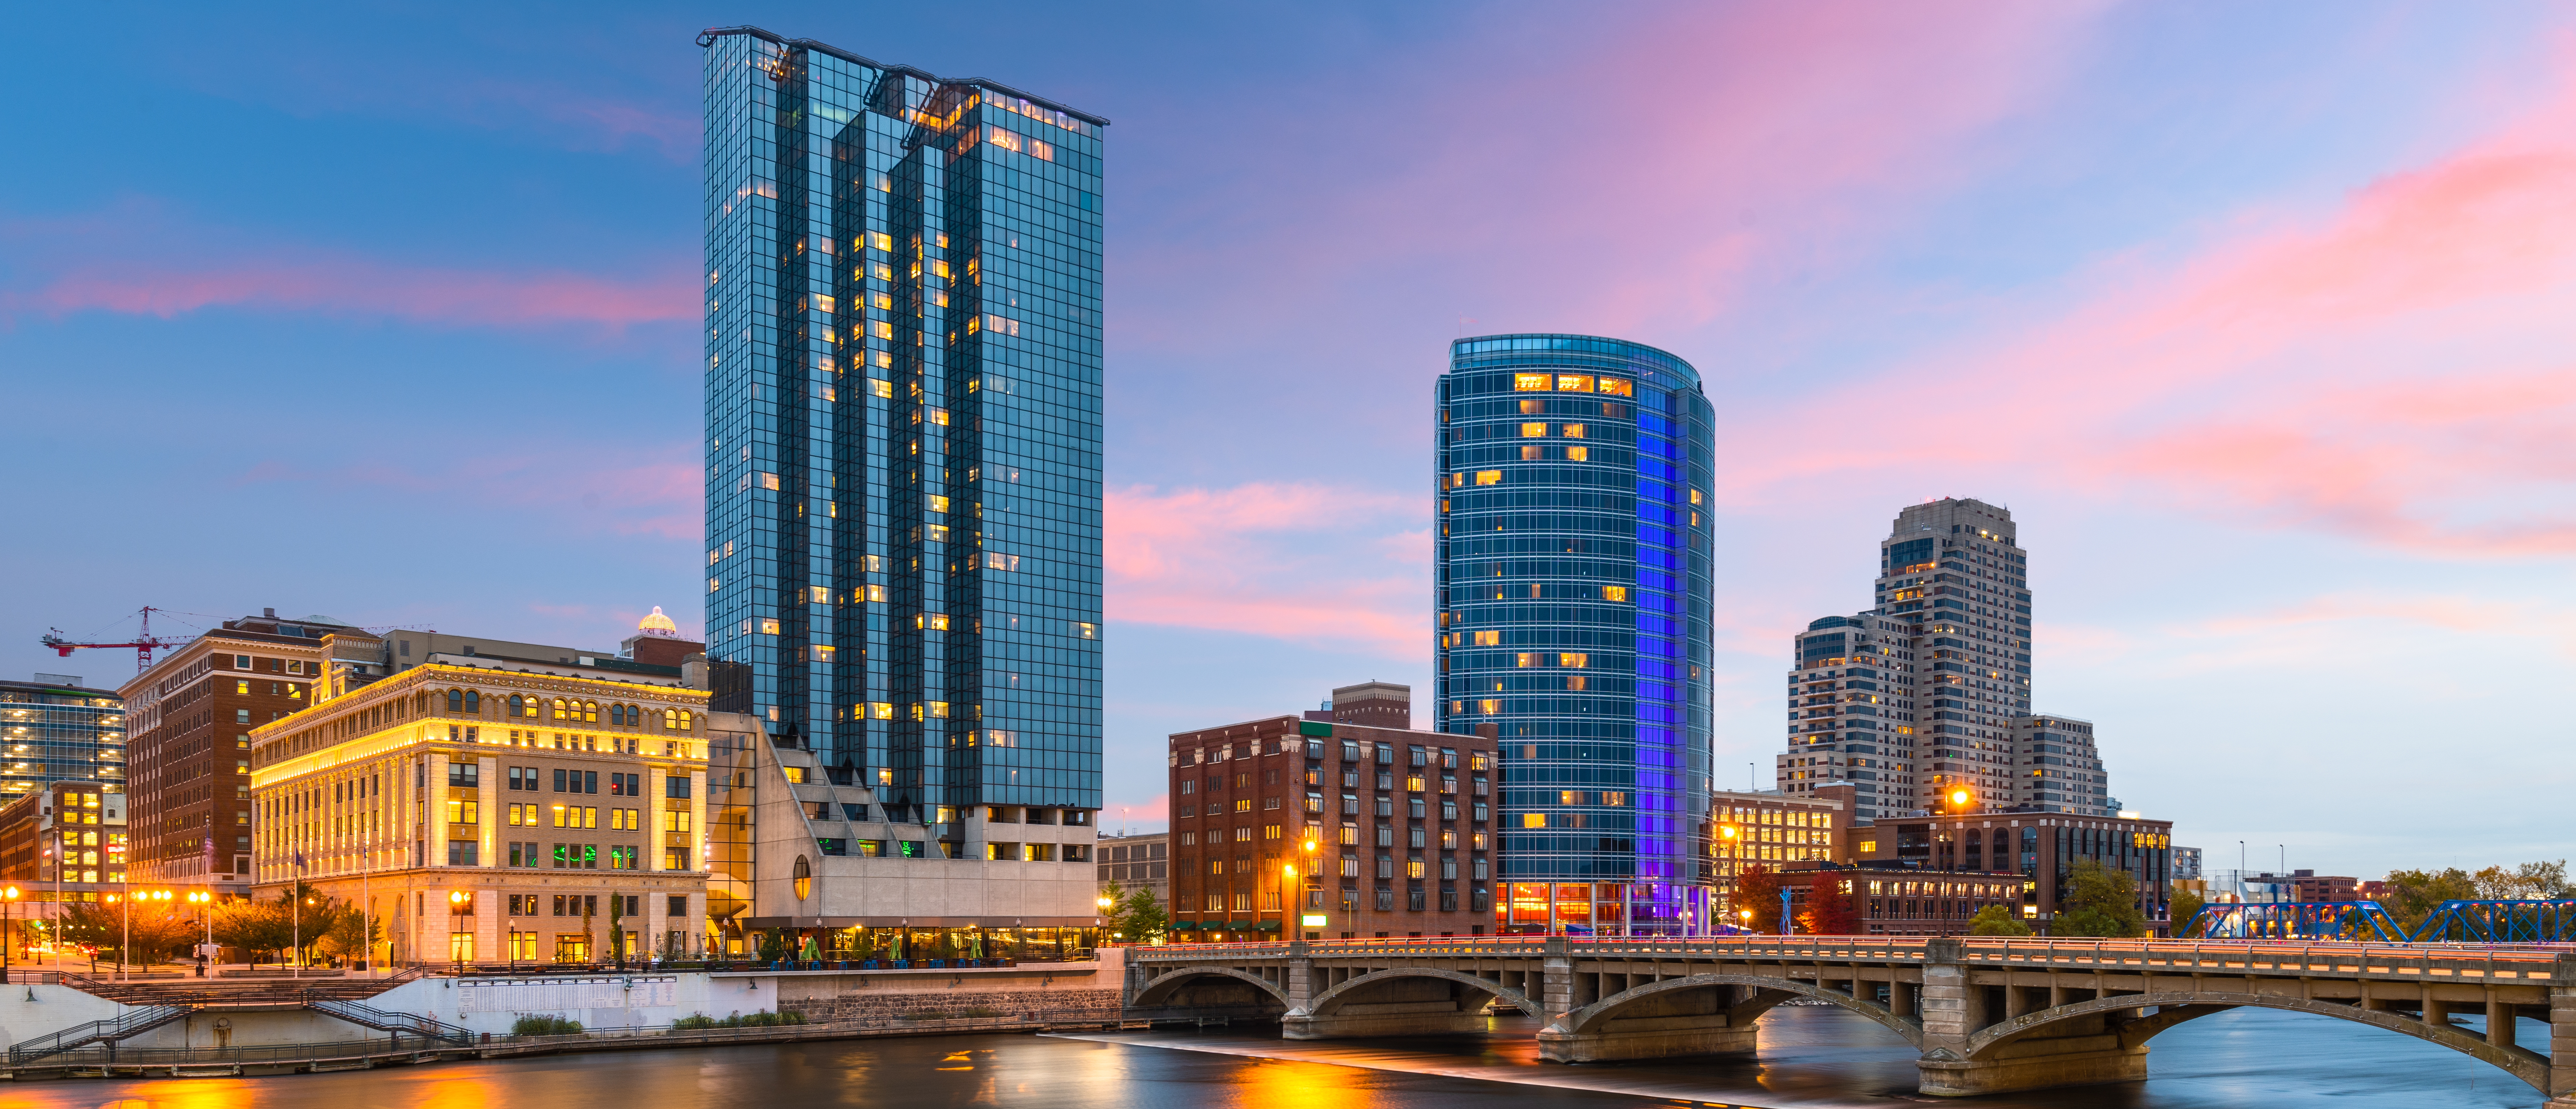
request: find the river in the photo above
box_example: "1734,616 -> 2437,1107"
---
22,1006 -> 2554,1108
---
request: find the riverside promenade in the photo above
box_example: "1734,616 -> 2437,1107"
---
0,950 -> 1127,1079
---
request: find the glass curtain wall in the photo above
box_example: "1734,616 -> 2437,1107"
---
700,29 -> 1106,847
1435,335 -> 1714,935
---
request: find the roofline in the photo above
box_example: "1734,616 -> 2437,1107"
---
697,26 -> 1110,127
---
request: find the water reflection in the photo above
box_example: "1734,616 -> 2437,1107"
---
22,1004 -> 2556,1109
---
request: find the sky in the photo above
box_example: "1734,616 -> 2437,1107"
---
4,2 -> 2572,879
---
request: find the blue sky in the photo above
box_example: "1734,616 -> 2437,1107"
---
5,2 -> 2573,876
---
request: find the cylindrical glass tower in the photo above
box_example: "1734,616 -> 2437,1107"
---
1435,334 -> 1714,936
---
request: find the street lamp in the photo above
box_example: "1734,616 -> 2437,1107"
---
2,884 -> 17,977
1298,837 -> 1321,939
447,890 -> 468,972
187,890 -> 213,977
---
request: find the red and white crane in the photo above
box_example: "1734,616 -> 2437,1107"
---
40,607 -> 190,674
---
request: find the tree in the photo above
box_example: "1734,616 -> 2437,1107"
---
213,897 -> 294,964
1115,886 -> 1169,944
757,930 -> 787,964
320,903 -> 382,963
1806,877 -> 1861,936
1734,865 -> 1783,933
2380,867 -> 2476,934
2168,887 -> 2206,934
2053,860 -> 2146,937
1968,905 -> 2032,936
2472,860 -> 2571,900
54,898 -> 198,969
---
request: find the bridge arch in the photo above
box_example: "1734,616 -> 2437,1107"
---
1555,973 -> 1924,1048
1965,990 -> 2550,1093
1127,966 -> 1292,1011
1305,968 -> 1543,1020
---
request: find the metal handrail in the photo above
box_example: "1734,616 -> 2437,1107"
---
6,1003 -> 196,1065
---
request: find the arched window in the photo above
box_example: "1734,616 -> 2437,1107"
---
583,701 -> 598,723
507,694 -> 524,717
663,708 -> 676,730
464,690 -> 480,714
552,698 -> 567,720
447,688 -> 463,712
679,709 -> 694,732
792,856 -> 812,901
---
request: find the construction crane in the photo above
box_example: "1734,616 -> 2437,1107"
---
40,607 -> 190,674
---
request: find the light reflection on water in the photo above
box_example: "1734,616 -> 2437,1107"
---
20,1005 -> 2557,1109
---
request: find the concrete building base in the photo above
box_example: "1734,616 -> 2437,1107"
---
1916,1041 -> 2148,1097
1537,1018 -> 1756,1062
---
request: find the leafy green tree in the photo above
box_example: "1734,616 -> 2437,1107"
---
2168,887 -> 2206,933
1968,904 -> 2033,936
320,903 -> 382,963
2052,860 -> 2146,937
2472,860 -> 2571,900
1116,886 -> 1170,944
213,897 -> 294,963
757,930 -> 787,963
2380,867 -> 2476,934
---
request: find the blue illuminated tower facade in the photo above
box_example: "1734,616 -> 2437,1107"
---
1435,335 -> 1715,934
700,28 -> 1104,821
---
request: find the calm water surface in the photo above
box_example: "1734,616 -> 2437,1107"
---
24,1006 -> 2556,1108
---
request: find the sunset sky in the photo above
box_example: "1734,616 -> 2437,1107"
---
5,2 -> 2572,878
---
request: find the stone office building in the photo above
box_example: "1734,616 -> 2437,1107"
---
249,663 -> 711,965
1167,698 -> 1499,941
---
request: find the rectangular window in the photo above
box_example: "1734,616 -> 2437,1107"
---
1473,470 -> 1502,486
1513,374 -> 1550,391
447,840 -> 478,866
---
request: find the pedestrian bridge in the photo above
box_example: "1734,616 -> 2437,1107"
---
1122,936 -> 2574,1100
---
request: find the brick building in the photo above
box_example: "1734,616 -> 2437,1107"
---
1835,809 -> 2176,935
119,610 -> 379,897
1704,786 -> 1850,928
1168,692 -> 1497,941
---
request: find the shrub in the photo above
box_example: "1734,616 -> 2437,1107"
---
673,1010 -> 807,1030
513,1015 -> 584,1036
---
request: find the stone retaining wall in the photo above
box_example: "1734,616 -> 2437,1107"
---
779,987 -> 1122,1024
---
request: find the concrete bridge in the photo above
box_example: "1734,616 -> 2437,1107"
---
1123,935 -> 2576,1100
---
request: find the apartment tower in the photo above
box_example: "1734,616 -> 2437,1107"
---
1435,334 -> 1715,935
698,28 -> 1106,844
1778,499 -> 2048,822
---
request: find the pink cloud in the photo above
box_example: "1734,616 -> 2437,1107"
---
1106,483 -> 1424,656
235,451 -> 700,542
1720,40 -> 2576,556
10,253 -> 692,331
1122,1 -> 2105,361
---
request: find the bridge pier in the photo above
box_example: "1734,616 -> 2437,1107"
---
1283,976 -> 1495,1041
1916,938 -> 2144,1097
2554,977 -> 2576,1107
1535,984 -> 1757,1063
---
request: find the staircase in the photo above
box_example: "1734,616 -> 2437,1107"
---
59,968 -> 423,1007
8,970 -> 466,1066
303,995 -> 475,1045
6,1004 -> 197,1065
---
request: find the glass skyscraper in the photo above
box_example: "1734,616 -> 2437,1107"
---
699,28 -> 1105,826
1435,335 -> 1715,935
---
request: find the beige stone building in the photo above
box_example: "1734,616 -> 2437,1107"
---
248,663 -> 709,965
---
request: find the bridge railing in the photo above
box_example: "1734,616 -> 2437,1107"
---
1130,935 -> 2572,972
